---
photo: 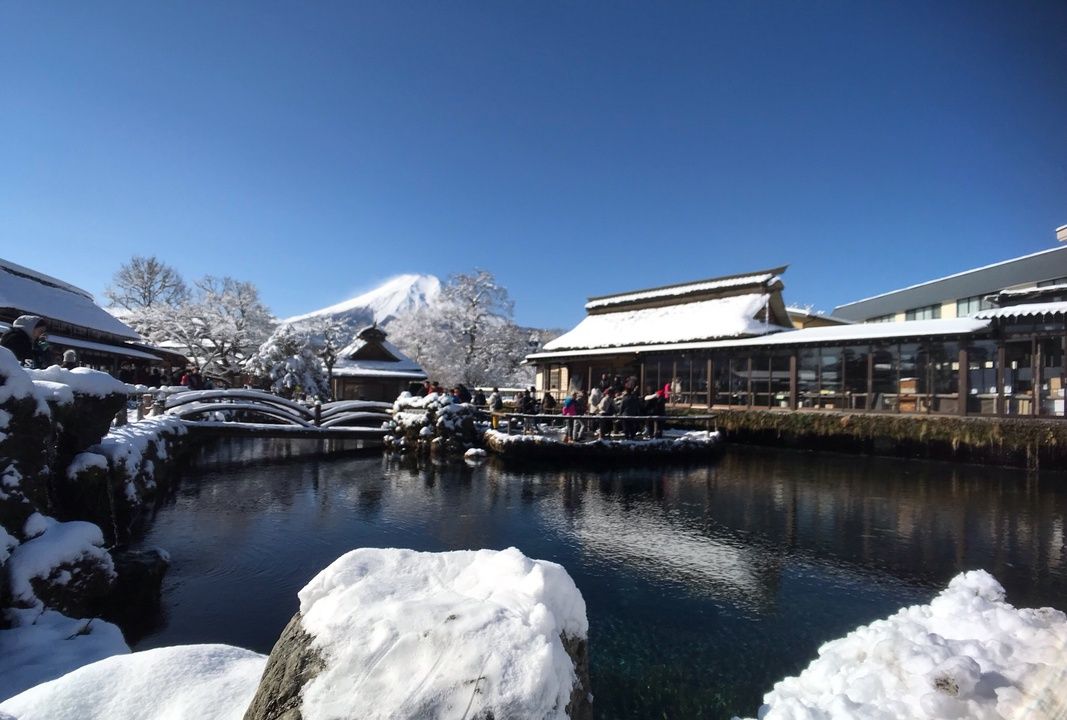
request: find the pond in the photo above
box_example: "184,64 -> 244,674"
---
131,441 -> 1067,719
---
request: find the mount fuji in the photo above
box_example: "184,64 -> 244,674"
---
284,274 -> 442,329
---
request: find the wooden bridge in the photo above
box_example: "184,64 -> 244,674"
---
163,389 -> 393,440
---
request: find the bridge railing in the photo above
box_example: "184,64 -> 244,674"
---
159,388 -> 393,432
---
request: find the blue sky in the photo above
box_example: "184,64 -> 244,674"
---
2,1 -> 1065,328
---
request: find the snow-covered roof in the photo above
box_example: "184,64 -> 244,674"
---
543,293 -> 780,352
332,338 -> 426,380
529,317 -> 990,360
0,258 -> 140,341
785,306 -> 853,324
47,335 -> 160,361
331,363 -> 427,380
585,270 -> 783,311
974,302 -> 1067,320
0,322 -> 161,361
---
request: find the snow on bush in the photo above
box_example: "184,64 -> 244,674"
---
0,644 -> 266,719
0,610 -> 129,702
296,546 -> 588,720
5,515 -> 115,611
742,570 -> 1067,720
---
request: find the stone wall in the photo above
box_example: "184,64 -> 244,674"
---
704,408 -> 1067,469
0,352 -> 186,635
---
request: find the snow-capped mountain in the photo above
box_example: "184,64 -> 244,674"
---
285,273 -> 441,328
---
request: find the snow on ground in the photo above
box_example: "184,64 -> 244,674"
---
0,644 -> 266,720
0,611 -> 129,702
26,366 -> 131,398
5,515 -> 114,611
742,570 -> 1067,720
296,546 -> 588,720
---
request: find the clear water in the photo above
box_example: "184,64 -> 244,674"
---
131,441 -> 1067,719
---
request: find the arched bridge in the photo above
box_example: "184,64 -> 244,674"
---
164,389 -> 393,440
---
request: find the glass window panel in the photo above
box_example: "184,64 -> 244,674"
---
843,345 -> 869,409
966,340 -> 999,415
729,356 -> 749,406
798,348 -> 819,408
751,353 -> 772,408
1004,343 -> 1034,416
1040,339 -> 1064,417
871,343 -> 898,411
905,305 -> 941,321
770,353 -> 792,408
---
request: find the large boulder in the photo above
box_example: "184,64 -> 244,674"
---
5,514 -> 116,619
244,547 -> 591,720
385,393 -> 482,456
0,351 -> 54,517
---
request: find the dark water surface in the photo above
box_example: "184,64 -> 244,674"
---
132,441 -> 1067,719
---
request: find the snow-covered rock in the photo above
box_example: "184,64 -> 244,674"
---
741,570 -> 1067,720
0,610 -> 129,702
27,365 -> 131,398
5,514 -> 115,617
244,547 -> 592,720
0,644 -> 266,719
386,392 -> 482,455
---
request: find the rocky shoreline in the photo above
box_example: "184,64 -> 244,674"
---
0,351 -> 188,696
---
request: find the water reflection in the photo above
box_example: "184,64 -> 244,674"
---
133,444 -> 1067,719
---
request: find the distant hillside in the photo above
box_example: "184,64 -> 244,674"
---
284,274 -> 441,329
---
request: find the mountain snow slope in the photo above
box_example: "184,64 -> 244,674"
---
284,274 -> 441,328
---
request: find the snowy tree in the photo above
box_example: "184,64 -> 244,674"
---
389,270 -> 533,387
105,256 -> 189,310
245,324 -> 330,399
306,316 -> 353,391
132,275 -> 275,385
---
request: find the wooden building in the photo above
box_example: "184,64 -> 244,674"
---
0,257 -> 182,374
331,325 -> 427,402
529,267 -> 1067,418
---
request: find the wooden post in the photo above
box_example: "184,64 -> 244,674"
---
587,366 -> 593,393
840,348 -> 846,411
996,344 -> 1006,416
639,359 -> 645,394
314,402 -> 322,426
706,357 -> 713,408
866,348 -> 874,412
958,347 -> 968,416
1062,325 -> 1067,418
746,356 -> 753,408
1032,337 -> 1040,417
789,353 -> 798,410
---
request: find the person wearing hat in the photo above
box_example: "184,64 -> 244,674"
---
1,315 -> 48,366
61,349 -> 79,370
